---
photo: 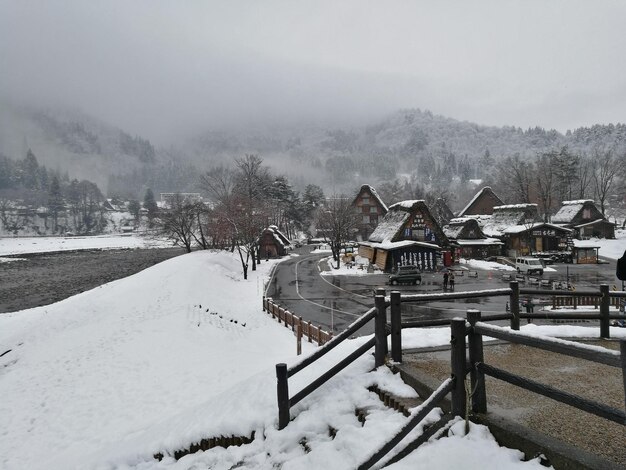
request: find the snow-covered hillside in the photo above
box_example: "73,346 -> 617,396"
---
3,250 -> 613,469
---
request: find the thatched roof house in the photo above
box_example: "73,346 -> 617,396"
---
358,200 -> 451,271
458,187 -> 504,217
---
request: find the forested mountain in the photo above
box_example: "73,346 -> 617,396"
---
1,103 -> 624,206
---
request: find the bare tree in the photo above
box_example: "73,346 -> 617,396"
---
534,152 -> 556,222
157,193 -> 198,253
199,166 -> 236,209
575,155 -> 593,199
592,148 -> 623,215
496,155 -> 533,203
316,195 -> 360,269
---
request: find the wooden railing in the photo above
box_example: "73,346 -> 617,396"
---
465,313 -> 626,425
272,283 -> 626,467
274,304 -> 381,430
263,296 -> 332,346
387,283 -> 626,363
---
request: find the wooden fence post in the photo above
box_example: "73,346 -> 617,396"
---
390,291 -> 402,363
374,288 -> 387,368
619,339 -> 626,409
600,284 -> 610,339
262,296 -> 266,312
307,321 -> 312,342
296,324 -> 302,356
276,363 -> 290,430
450,318 -> 467,418
467,310 -> 486,414
509,281 -> 520,330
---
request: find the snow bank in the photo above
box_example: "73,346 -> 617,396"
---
0,250 -> 563,470
0,234 -> 171,256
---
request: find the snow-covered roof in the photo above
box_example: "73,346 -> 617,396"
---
354,184 -> 388,212
443,224 -> 466,239
493,203 -> 537,210
562,199 -> 594,205
360,240 -> 442,251
478,204 -> 538,237
367,210 -> 410,243
456,238 -> 503,246
388,199 -> 425,210
574,219 -> 615,228
502,223 -> 573,235
261,226 -> 290,247
365,185 -> 388,212
552,200 -> 595,224
573,239 -> 601,248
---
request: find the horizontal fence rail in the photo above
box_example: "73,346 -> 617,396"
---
473,322 -> 622,368
288,308 -> 376,377
478,362 -> 626,425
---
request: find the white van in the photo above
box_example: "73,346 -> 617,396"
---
515,257 -> 544,275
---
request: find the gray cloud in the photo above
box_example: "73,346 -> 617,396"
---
1,0 -> 625,142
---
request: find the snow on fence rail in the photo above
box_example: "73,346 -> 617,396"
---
263,296 -> 332,346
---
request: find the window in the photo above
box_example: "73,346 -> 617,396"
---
362,215 -> 370,224
583,208 -> 591,219
370,206 -> 377,213
362,197 -> 370,205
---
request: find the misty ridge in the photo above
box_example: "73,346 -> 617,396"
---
1,100 -> 626,212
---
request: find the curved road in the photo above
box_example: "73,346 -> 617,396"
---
266,247 -> 621,336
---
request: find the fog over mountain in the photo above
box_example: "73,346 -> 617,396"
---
1,1 -> 626,196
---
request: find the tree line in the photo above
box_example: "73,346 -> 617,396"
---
0,150 -> 107,234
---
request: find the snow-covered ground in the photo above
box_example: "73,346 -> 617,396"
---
0,234 -> 171,256
4,249 -> 624,469
320,254 -> 378,275
576,228 -> 626,260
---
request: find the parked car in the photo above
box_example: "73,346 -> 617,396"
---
515,257 -> 544,275
389,265 -> 422,285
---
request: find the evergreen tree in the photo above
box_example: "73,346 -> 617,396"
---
48,175 -> 64,232
128,200 -> 141,222
143,188 -> 158,226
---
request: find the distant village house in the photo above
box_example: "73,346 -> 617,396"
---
351,184 -> 388,241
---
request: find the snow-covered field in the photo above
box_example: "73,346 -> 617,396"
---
3,250 -> 623,469
0,234 -> 171,256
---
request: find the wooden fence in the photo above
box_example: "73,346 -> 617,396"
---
273,284 -> 626,468
263,296 -> 332,346
552,295 -> 621,309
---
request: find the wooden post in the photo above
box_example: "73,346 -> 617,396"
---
296,324 -> 302,355
262,295 -> 265,312
276,363 -> 290,430
573,295 -> 577,310
619,339 -> 626,409
450,318 -> 467,418
374,288 -> 387,368
317,325 -> 322,345
600,284 -> 610,339
390,291 -> 402,363
284,310 -> 290,329
307,321 -> 312,342
467,310 -> 486,414
509,281 -> 520,331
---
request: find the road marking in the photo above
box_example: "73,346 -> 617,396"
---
316,256 -> 371,299
295,256 -> 362,317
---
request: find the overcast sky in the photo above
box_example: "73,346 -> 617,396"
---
1,0 -> 625,142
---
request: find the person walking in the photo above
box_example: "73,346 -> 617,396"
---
443,271 -> 449,290
449,271 -> 455,290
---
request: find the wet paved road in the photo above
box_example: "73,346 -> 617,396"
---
267,246 -> 622,336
